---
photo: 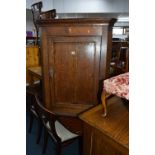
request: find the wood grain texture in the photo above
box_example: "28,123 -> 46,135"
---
38,18 -> 116,116
80,96 -> 129,155
28,66 -> 42,80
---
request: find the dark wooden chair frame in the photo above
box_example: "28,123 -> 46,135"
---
26,85 -> 43,144
31,1 -> 56,45
110,46 -> 129,76
34,94 -> 83,155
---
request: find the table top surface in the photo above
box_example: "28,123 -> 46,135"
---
28,66 -> 42,79
79,96 -> 129,149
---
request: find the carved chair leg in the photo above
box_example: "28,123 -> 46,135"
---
42,128 -> 49,154
36,120 -> 43,144
101,90 -> 107,117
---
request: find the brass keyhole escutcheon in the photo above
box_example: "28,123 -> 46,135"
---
71,51 -> 76,55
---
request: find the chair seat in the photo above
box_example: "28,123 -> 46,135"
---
26,80 -> 40,87
46,121 -> 79,142
104,72 -> 129,100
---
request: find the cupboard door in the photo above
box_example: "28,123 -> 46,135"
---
75,42 -> 98,105
48,37 -> 101,106
50,41 -> 76,104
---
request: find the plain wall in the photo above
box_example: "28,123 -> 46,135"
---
53,0 -> 128,13
26,0 -> 129,13
26,0 -> 129,32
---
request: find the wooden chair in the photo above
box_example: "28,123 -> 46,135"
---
31,2 -> 42,45
101,72 -> 129,116
26,83 -> 43,144
34,94 -> 82,155
31,1 -> 56,45
110,46 -> 129,76
118,47 -> 129,72
26,46 -> 42,138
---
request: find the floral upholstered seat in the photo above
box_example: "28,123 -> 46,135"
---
101,72 -> 129,117
103,72 -> 129,100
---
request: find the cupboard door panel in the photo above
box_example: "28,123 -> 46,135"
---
48,37 -> 101,106
53,42 -> 75,104
75,42 -> 97,104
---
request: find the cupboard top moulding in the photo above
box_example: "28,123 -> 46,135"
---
36,18 -> 116,25
37,18 -> 116,36
37,18 -> 116,116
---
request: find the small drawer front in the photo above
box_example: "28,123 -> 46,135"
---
43,26 -> 103,36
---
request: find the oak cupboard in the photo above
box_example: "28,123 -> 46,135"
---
37,18 -> 116,116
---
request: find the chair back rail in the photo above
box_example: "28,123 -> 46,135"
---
35,94 -> 61,143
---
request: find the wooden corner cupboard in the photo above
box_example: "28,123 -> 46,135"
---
37,18 -> 116,116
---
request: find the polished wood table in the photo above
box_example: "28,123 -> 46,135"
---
79,96 -> 129,155
28,66 -> 42,86
28,66 -> 42,79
